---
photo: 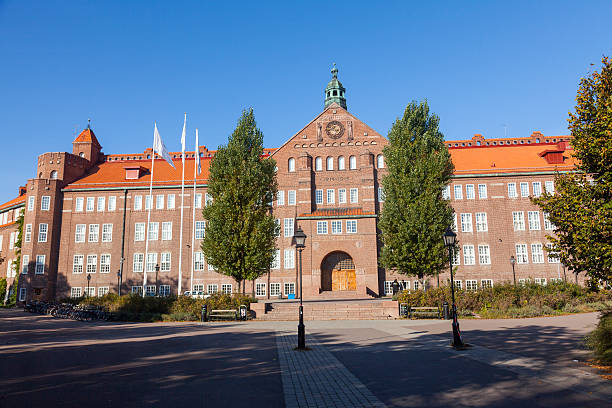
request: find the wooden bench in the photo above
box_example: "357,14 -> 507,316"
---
409,306 -> 440,319
208,309 -> 238,321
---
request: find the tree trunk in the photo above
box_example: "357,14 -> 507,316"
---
251,279 -> 255,298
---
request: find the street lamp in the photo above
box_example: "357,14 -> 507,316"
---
510,255 -> 516,286
155,264 -> 160,296
86,273 -> 91,298
117,270 -> 122,296
443,227 -> 464,348
294,225 -> 307,350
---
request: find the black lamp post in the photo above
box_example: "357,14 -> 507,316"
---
443,227 -> 464,348
155,264 -> 160,296
294,226 -> 307,350
510,255 -> 516,286
117,270 -> 122,296
86,273 -> 91,298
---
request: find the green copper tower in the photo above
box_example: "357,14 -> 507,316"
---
324,63 -> 347,110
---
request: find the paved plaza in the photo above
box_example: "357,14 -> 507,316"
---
0,310 -> 610,408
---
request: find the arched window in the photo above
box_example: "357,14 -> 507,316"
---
50,170 -> 58,179
326,157 -> 334,171
338,156 -> 345,170
315,157 -> 323,171
288,158 -> 296,172
376,154 -> 384,169
349,155 -> 357,170
79,152 -> 85,158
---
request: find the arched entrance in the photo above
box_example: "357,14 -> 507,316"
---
321,252 -> 356,291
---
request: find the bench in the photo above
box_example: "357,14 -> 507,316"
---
208,309 -> 238,321
409,306 -> 440,319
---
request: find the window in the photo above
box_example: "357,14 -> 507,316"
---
9,231 -> 14,249
377,154 -> 384,168
466,280 -> 478,291
508,183 -> 517,198
28,196 -> 35,211
145,285 -> 156,296
108,196 -> 116,211
275,219 -> 280,237
88,224 -> 99,242
452,213 -> 457,232
543,212 -> 554,230
465,184 -> 475,199
338,188 -> 347,204
38,223 -> 48,242
520,182 -> 529,197
349,155 -> 357,170
532,182 -> 542,197
288,190 -> 296,205
454,280 -> 462,290
283,218 -> 294,237
98,287 -> 109,297
86,197 -> 95,212
277,190 -> 285,206
19,288 -> 26,301
161,222 -> 172,240
534,278 -> 547,286
315,189 -> 323,204
284,249 -> 295,269
317,221 -> 328,234
75,197 -> 84,212
460,213 -> 473,232
454,185 -> 463,200
327,189 -> 335,204
384,281 -> 394,295
133,253 -> 144,273
24,224 -> 32,243
475,212 -> 488,232
326,157 -> 334,170
145,195 -> 152,210
146,253 -> 157,272
478,184 -> 487,199
160,252 -> 171,272
102,224 -> 113,242
134,195 -> 143,210
73,255 -> 84,274
159,285 -> 171,296
545,181 -> 554,194
222,284 -> 233,294
528,211 -> 541,230
208,262 -> 216,271
284,282 -> 295,295
512,212 -> 525,231
41,196 -> 51,211
86,254 -> 97,274
531,243 -> 544,263
413,281 -> 420,291
97,197 -> 105,212
331,220 -> 342,234
195,193 -> 202,208
442,186 -> 450,200
73,224 -> 85,243
155,195 -> 164,210
207,284 -> 218,294
205,193 -> 213,207
134,223 -> 145,241
338,156 -> 345,170
193,284 -> 204,293
346,220 -> 357,234
270,283 -> 280,296
195,221 -> 205,239
100,254 -> 111,273
350,188 -> 358,203
131,286 -> 143,295
315,157 -> 323,171
194,252 -> 205,271
546,243 -> 560,263
21,255 -> 29,274
167,194 -> 175,209
271,250 -> 280,269
288,158 -> 296,172
515,244 -> 528,264
378,187 -> 385,202
256,283 -> 266,296
71,287 -> 82,298
148,222 -> 159,240
481,279 -> 493,289
478,245 -> 491,265
463,245 -> 475,265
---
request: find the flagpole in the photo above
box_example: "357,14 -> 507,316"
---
143,124 -> 156,297
190,129 -> 198,294
178,114 -> 186,295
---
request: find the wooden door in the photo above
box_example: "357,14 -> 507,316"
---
332,269 -> 356,291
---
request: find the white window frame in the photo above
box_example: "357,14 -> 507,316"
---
162,222 -> 173,241
102,223 -> 113,242
73,254 -> 84,274
454,185 -> 463,200
349,155 -> 357,170
194,252 -> 205,271
195,221 -> 205,239
271,249 -> 280,269
466,280 -> 478,291
531,243 -> 544,264
508,183 -> 517,198
520,182 -> 529,197
100,254 -> 111,273
481,279 -> 493,289
86,197 -> 95,212
28,196 -> 35,211
38,223 -> 48,243
160,252 -> 171,272
159,285 -> 171,296
460,213 -> 473,233
284,282 -> 295,295
88,224 -> 99,243
327,189 -> 335,204
315,157 -> 323,171
97,197 -> 105,212
349,188 -> 358,203
207,284 -> 218,294
315,189 -> 323,205
195,193 -> 202,208
277,190 -> 285,206
19,288 -> 26,301
134,195 -> 143,210
284,248 -> 295,269
463,245 -> 475,265
545,181 -> 554,195
512,211 -> 525,231
288,190 -> 296,205
326,156 -> 334,171
71,287 -> 82,298
134,223 -> 145,241
133,253 -> 144,273
532,182 -> 542,198
288,157 -> 296,172
478,245 -> 491,265
515,244 -> 528,264
21,254 -> 29,274
270,283 -> 281,296
156,194 -> 164,210
317,221 -> 328,234
41,196 -> 51,211
283,218 -> 294,238
256,283 -> 267,297
108,196 -> 116,211
148,222 -> 159,241
346,220 -> 357,234
338,156 -> 345,170
331,220 -> 342,234
338,188 -> 347,204
167,194 -> 176,209
442,186 -> 450,200
475,212 -> 488,232
478,184 -> 487,199
528,211 -> 541,230
75,224 -> 86,243
222,284 -> 233,294
146,253 -> 157,273
465,184 -> 475,200
35,255 -> 44,275
24,224 -> 32,243
86,254 -> 97,274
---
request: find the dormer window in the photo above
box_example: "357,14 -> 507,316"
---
124,166 -> 145,180
79,152 -> 85,158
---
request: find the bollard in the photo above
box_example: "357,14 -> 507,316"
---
201,304 -> 208,322
442,301 -> 450,320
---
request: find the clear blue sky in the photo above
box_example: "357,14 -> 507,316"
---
1,0 -> 611,201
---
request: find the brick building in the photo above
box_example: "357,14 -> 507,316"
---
2,67 -> 579,302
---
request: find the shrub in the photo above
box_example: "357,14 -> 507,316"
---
0,278 -> 6,304
586,310 -> 612,365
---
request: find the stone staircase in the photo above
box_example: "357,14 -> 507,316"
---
252,299 -> 399,321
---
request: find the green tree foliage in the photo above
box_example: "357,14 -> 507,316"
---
201,109 -> 279,293
533,56 -> 612,283
379,101 -> 455,283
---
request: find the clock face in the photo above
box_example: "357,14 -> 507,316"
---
325,121 -> 345,139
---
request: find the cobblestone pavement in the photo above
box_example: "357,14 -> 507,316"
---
276,330 -> 386,408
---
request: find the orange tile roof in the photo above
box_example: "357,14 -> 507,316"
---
73,128 -> 101,147
0,195 -> 26,212
299,208 -> 377,218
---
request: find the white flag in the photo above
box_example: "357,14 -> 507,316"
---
181,113 -> 186,155
153,123 -> 176,168
195,128 -> 201,174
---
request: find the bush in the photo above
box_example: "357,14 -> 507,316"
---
0,278 -> 6,304
586,310 -> 612,365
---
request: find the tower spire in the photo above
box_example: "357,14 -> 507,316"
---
324,64 -> 347,110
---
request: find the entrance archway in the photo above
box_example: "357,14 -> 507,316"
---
321,252 -> 356,291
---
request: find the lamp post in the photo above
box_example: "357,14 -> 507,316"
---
294,226 -> 307,350
443,227 -> 464,348
510,255 -> 516,286
86,273 -> 91,298
155,264 -> 160,296
117,270 -> 122,296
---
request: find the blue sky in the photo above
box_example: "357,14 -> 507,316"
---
0,0 -> 611,201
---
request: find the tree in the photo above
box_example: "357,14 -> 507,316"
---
378,101 -> 455,288
201,108 -> 279,294
533,56 -> 612,283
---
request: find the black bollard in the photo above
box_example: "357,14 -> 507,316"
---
201,304 -> 208,322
